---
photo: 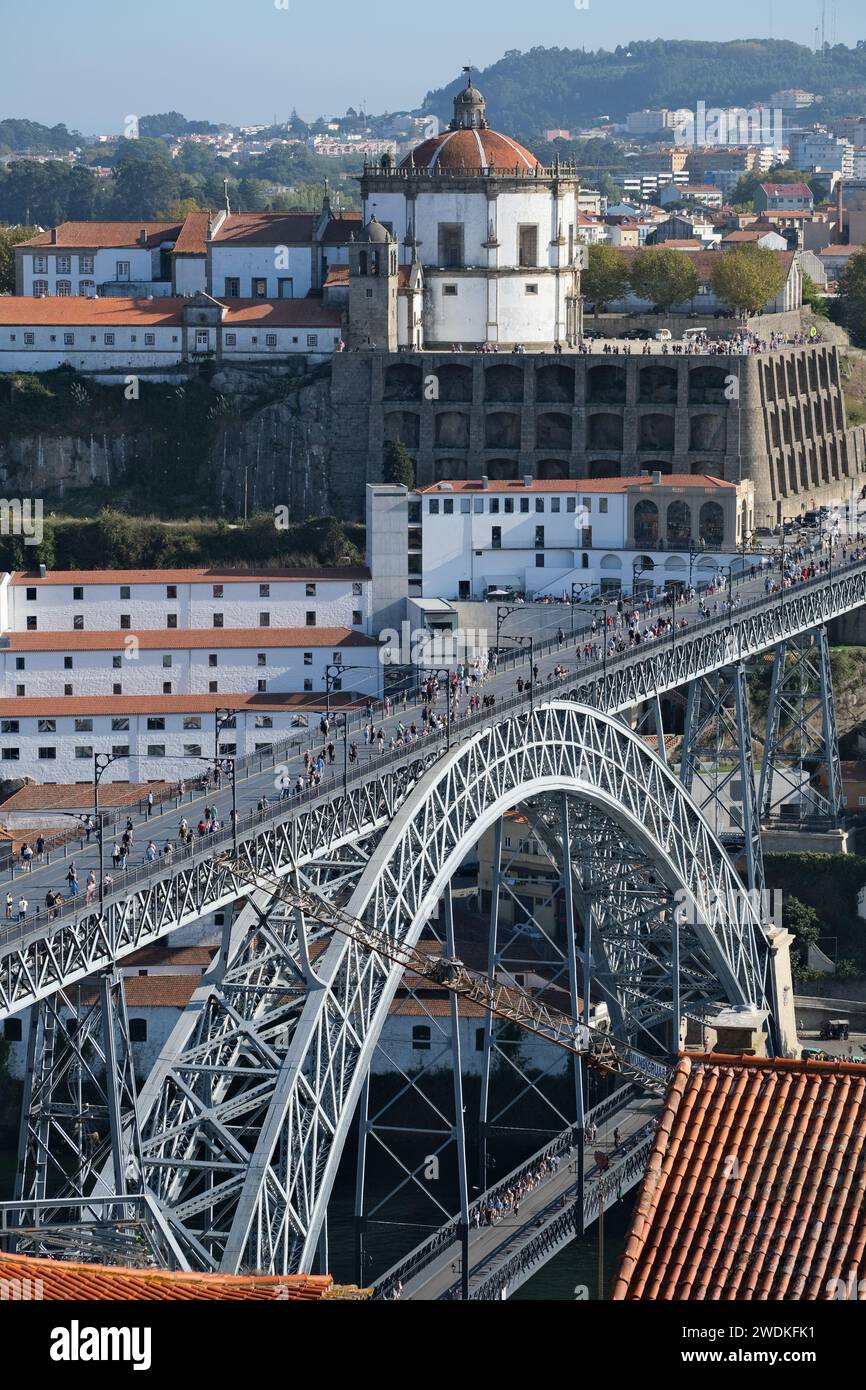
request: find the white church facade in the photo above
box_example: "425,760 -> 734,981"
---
340,79 -> 585,352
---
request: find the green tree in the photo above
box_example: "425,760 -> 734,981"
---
836,250 -> 866,347
710,245 -> 787,319
801,271 -> 828,317
0,223 -> 35,294
629,246 -> 699,311
782,895 -> 823,974
582,243 -> 629,312
383,441 -> 415,488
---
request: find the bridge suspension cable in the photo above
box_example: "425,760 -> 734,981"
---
217,856 -> 672,1095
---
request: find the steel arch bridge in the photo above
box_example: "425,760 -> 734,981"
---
116,702 -> 767,1276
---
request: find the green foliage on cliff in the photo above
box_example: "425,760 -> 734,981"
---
0,510 -> 363,575
765,852 -> 866,977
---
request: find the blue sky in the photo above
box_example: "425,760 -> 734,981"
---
2,0 -> 861,132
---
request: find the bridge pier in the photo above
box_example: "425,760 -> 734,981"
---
760,626 -> 844,829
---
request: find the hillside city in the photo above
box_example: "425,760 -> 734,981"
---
1,20 -> 866,1341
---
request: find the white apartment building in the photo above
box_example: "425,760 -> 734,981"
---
789,130 -> 854,179
0,566 -> 383,783
13,204 -> 361,302
0,294 -> 343,376
402,476 -> 753,602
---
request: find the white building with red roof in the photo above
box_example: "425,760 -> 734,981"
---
351,77 -> 584,349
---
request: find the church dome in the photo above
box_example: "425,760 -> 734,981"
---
401,75 -> 540,174
401,127 -> 539,174
357,214 -> 391,243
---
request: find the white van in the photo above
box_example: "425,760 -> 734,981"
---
682,327 -> 708,341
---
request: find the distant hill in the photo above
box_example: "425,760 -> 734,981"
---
422,40 -> 866,138
0,119 -> 82,154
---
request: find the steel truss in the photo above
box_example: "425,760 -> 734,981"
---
2,566 -> 865,1022
15,972 -> 143,1216
682,663 -> 765,904
99,702 -> 767,1277
759,628 -> 844,826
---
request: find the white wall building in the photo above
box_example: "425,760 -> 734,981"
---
372,476 -> 753,603
0,566 -> 383,783
352,79 -> 584,350
0,294 -> 343,376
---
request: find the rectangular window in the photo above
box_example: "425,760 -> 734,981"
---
147,718 -> 166,731
225,333 -> 237,346
26,588 -> 37,601
259,612 -> 270,627
551,498 -> 561,513
112,656 -> 122,669
266,333 -> 278,348
304,652 -> 313,666
504,498 -> 514,514
167,614 -> 178,629
0,720 -> 19,734
492,526 -> 502,549
147,745 -> 165,758
412,1025 -> 432,1052
213,613 -> 224,628
184,744 -> 202,758
212,584 -> 223,598
428,499 -> 439,514
116,260 -> 130,281
535,526 -> 545,549
73,615 -> 84,630
166,585 -> 177,599
162,655 -> 172,668
490,498 -> 500,514
535,498 -> 544,513
474,499 -> 484,514
37,719 -> 56,734
111,718 -> 130,731
525,283 -> 538,295
26,616 -> 38,630
599,498 -> 608,513
437,223 -> 464,268
120,615 -> 131,630
306,612 -> 316,627
33,255 -> 48,274
208,654 -> 218,668
74,746 -> 93,759
56,255 -> 71,274
443,498 -> 454,515
224,278 -> 240,298
352,610 -> 362,626
259,584 -> 270,598
257,653 -> 267,667
183,717 -> 202,731
252,278 -> 267,297
24,328 -> 37,343
79,254 -> 94,274
38,747 -> 57,760
305,583 -> 317,597
567,498 -> 577,513
144,333 -> 155,347
520,498 -> 529,514
73,586 -> 84,601
443,284 -> 458,296
1,749 -> 19,762
64,332 -> 75,346
104,333 -> 115,346
307,334 -> 318,348
74,719 -> 93,732
518,225 -> 539,267
255,716 -> 274,729
460,499 -> 471,514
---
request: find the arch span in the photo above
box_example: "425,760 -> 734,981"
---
211,702 -> 768,1276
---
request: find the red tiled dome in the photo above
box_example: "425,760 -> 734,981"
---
401,127 -> 539,174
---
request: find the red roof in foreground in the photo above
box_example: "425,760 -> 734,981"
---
613,1053 -> 866,1301
0,1252 -> 363,1300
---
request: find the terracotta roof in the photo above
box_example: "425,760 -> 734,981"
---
401,127 -> 539,174
613,1053 -> 866,1301
0,782 -> 169,812
212,212 -> 317,246
321,212 -> 363,244
0,298 -> 184,327
656,239 -> 702,248
117,975 -> 200,1008
323,264 -> 415,290
0,297 -> 341,329
172,212 -> 212,256
820,244 -> 862,256
0,690 -> 365,718
0,692 -> 362,721
417,475 -> 735,495
17,222 -> 183,250
4,626 -> 380,653
222,298 -> 342,327
0,1252 -> 341,1300
761,181 -> 813,199
11,565 -> 370,587
125,944 -> 215,967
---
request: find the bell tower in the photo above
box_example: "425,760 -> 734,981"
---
348,215 -> 398,351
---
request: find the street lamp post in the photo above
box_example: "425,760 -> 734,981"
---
214,707 -> 241,766
592,607 -> 609,685
496,604 -> 520,649
93,752 -> 128,909
570,583 -> 592,637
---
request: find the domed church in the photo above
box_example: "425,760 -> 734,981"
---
346,75 -> 584,351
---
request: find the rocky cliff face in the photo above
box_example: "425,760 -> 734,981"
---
0,363 -> 340,521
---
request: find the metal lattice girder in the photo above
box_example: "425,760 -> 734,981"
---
181,702 -> 768,1277
759,627 -> 844,826
681,664 -> 765,903
14,971 -> 143,1222
2,566 -> 866,1021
